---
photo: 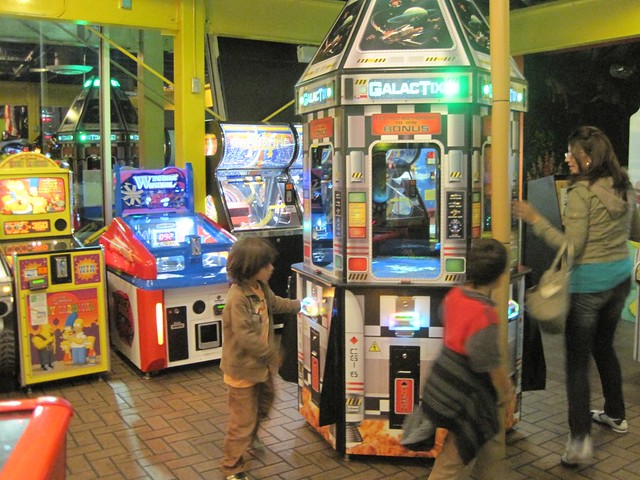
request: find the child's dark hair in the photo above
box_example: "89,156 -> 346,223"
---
226,236 -> 277,284
466,238 -> 507,286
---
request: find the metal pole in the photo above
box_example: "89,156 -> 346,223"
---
99,27 -> 113,226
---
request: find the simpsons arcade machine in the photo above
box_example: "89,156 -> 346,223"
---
100,164 -> 235,375
0,152 -> 109,388
293,0 -> 527,458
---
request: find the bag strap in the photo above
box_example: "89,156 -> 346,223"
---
555,241 -> 574,271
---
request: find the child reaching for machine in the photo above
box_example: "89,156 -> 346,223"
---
219,236 -> 301,480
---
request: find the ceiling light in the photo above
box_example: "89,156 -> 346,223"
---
46,65 -> 94,75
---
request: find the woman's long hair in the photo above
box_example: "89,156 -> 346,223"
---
567,125 -> 631,197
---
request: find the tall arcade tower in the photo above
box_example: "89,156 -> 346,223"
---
292,0 -> 528,459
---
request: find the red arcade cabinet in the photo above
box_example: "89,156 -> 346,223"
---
101,164 -> 235,374
0,397 -> 73,480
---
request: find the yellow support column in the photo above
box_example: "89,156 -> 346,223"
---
490,0 -> 511,445
138,30 -> 166,169
174,0 -> 206,212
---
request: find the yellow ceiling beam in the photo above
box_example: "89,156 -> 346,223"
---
511,0 -> 640,55
206,0 -> 343,45
0,0 -> 179,32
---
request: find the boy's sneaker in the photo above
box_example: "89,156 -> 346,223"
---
561,434 -> 593,467
251,435 -> 265,452
226,473 -> 253,480
591,410 -> 628,433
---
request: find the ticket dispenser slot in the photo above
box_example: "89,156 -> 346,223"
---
196,321 -> 221,350
50,254 -> 72,285
389,345 -> 420,428
284,182 -> 295,205
310,326 -> 321,406
166,306 -> 189,362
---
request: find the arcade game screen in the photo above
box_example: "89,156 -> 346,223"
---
214,124 -> 302,232
126,213 -> 229,274
0,177 -> 66,216
371,143 -> 440,279
310,145 -> 334,268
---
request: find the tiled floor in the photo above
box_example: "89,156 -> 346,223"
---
2,319 -> 640,480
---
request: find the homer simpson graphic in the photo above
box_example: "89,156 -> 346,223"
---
31,323 -> 56,370
60,312 -> 96,366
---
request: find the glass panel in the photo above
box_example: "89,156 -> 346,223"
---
310,144 -> 333,268
371,142 -> 441,279
0,18 -> 172,240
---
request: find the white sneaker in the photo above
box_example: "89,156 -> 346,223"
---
561,434 -> 593,467
591,410 -> 628,433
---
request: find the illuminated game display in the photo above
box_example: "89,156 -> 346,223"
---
0,152 -> 109,388
101,164 -> 235,374
293,0 -> 527,458
206,122 -> 302,233
205,121 -> 304,326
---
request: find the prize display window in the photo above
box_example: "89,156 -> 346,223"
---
310,144 -> 334,268
370,142 -> 441,279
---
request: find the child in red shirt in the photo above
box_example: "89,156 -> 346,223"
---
422,238 -> 514,479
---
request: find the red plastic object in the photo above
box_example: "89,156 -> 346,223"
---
0,397 -> 73,480
99,217 -> 157,279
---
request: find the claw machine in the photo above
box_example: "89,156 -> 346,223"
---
205,121 -> 304,327
100,164 -> 235,374
0,152 -> 109,388
293,0 -> 527,458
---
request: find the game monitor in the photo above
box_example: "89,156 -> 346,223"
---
206,122 -> 302,233
0,153 -> 72,241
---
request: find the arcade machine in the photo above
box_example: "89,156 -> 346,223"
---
0,254 -> 15,390
56,76 -> 139,235
0,152 -> 109,388
293,0 -> 527,458
100,164 -> 235,375
205,121 -> 304,327
291,124 -> 305,209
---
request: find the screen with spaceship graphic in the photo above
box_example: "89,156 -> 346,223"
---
313,0 -> 365,64
451,0 -> 490,54
360,0 -> 453,51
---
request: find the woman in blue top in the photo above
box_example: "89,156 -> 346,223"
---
514,126 -> 640,467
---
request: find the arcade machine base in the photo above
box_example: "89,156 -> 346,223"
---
295,267 -> 523,458
107,272 -> 227,375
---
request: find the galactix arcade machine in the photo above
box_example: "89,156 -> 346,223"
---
205,122 -> 304,326
0,152 -> 109,388
100,164 -> 235,375
293,0 -> 527,458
